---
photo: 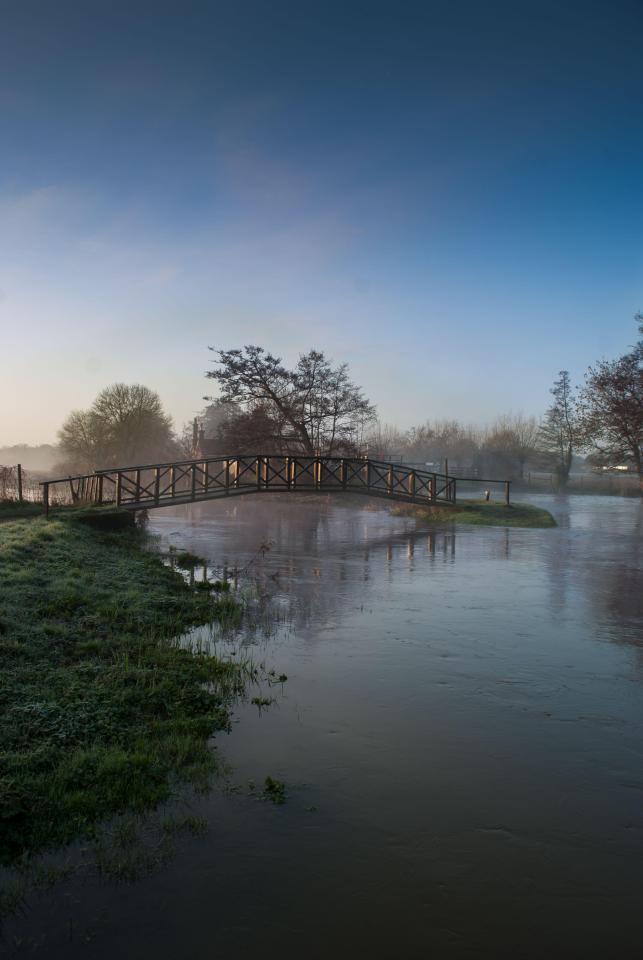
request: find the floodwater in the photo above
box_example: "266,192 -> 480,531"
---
4,494 -> 643,958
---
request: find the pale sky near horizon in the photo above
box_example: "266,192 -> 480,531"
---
1,0 -> 642,445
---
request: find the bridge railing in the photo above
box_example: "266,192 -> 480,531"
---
39,455 -> 457,515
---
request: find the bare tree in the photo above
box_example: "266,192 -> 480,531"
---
206,346 -> 376,454
58,383 -> 175,471
403,420 -> 480,472
578,316 -> 643,488
483,414 -> 540,479
538,371 -> 580,488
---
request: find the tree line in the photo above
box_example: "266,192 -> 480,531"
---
55,318 -> 641,490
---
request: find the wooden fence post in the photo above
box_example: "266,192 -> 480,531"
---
17,463 -> 23,503
97,474 -> 103,505
154,468 -> 160,504
43,481 -> 49,518
505,480 -> 511,506
116,472 -> 122,507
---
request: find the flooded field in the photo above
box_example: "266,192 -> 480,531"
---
4,494 -> 642,958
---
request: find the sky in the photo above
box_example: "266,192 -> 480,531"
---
1,0 -> 642,445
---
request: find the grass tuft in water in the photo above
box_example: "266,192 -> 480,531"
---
262,776 -> 286,804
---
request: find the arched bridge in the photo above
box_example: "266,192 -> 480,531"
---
41,455 -> 457,516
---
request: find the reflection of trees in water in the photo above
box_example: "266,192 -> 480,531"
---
173,498 -> 462,643
164,495 -> 552,651
587,510 -> 643,659
540,498 -> 643,661
234,527 -> 460,641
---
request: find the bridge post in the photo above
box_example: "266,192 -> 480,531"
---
203,461 -> 209,495
285,456 -> 291,490
341,459 -> 347,490
256,457 -> 261,490
315,456 -> 321,490
116,472 -> 122,507
170,466 -> 176,498
408,470 -> 416,499
387,465 -> 393,495
153,468 -> 160,504
135,469 -> 141,502
97,474 -> 103,505
191,464 -> 196,501
431,473 -> 437,503
504,480 -> 511,506
224,460 -> 230,493
452,478 -> 457,503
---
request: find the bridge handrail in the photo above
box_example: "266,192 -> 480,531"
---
87,454 -> 450,479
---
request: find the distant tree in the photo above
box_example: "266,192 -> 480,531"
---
364,421 -> 407,460
538,371 -> 580,488
205,346 -> 376,455
578,316 -> 643,488
58,383 -> 175,471
482,414 -> 540,479
403,420 -> 479,472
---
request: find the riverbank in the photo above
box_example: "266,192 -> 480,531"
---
393,499 -> 557,527
0,512 -> 245,866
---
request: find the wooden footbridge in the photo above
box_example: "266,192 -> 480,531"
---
40,455 -> 459,516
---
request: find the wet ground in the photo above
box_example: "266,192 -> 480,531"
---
3,493 -> 642,958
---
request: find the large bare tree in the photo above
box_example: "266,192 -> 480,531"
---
58,383 -> 175,471
578,317 -> 643,487
205,346 -> 376,455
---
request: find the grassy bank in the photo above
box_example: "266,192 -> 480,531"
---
0,501 -> 43,521
393,499 -> 557,528
0,512 -> 245,865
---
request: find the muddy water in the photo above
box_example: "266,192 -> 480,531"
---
6,494 -> 643,958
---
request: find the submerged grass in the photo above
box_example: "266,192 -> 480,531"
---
393,499 -> 556,528
0,512 -> 245,866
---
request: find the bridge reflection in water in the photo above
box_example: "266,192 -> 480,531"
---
40,455 -> 457,515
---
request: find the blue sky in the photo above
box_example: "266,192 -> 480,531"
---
1,0 -> 642,444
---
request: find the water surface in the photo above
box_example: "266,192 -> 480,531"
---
5,494 -> 643,958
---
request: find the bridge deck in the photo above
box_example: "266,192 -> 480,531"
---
40,455 -> 457,515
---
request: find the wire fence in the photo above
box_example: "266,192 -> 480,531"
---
0,465 -> 72,505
